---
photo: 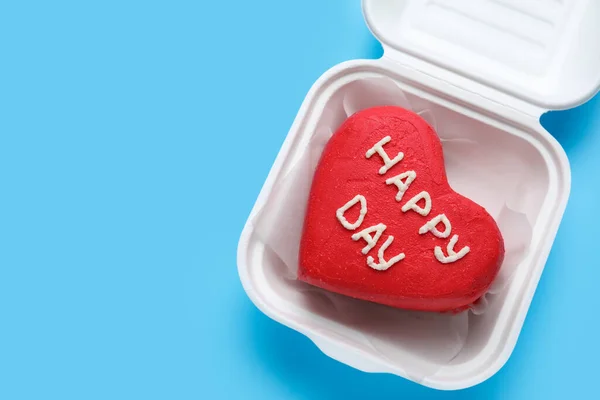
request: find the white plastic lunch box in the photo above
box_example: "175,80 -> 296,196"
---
237,0 -> 600,390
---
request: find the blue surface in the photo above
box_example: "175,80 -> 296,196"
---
1,1 -> 599,399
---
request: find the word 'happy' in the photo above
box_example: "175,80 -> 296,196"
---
336,136 -> 470,271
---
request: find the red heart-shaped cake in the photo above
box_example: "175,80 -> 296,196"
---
298,106 -> 505,312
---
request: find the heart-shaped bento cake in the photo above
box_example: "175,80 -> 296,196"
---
298,106 -> 505,313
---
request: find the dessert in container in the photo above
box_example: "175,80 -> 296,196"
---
237,0 -> 600,390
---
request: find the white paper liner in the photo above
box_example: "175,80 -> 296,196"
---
250,76 -> 533,380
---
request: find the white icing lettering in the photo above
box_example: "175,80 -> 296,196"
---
434,235 -> 470,263
419,214 -> 451,238
351,223 -> 386,254
385,170 -> 416,202
401,191 -> 432,216
365,136 -> 404,175
366,236 -> 405,271
336,195 -> 367,230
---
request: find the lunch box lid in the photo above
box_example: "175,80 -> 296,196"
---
363,0 -> 600,113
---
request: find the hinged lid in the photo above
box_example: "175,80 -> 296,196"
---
363,0 -> 600,113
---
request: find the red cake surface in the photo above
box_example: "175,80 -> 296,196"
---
298,106 -> 504,312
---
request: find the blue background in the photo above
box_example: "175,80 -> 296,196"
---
1,1 -> 599,399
